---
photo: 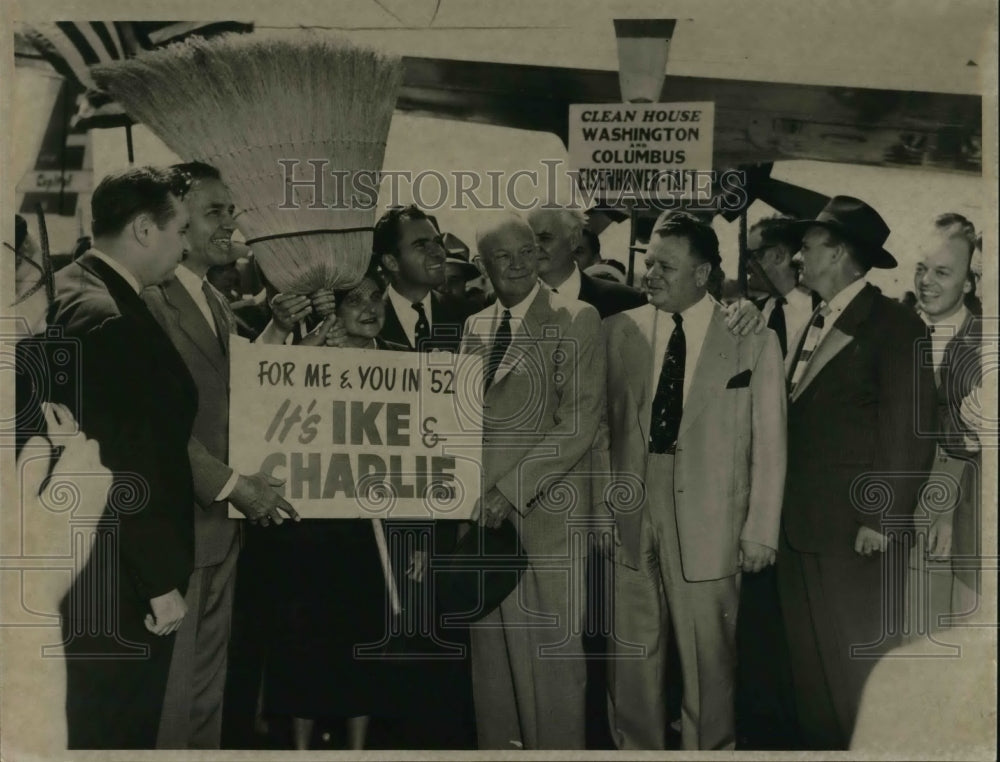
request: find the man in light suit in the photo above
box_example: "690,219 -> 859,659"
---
779,197 -> 937,748
599,211 -> 787,751
142,162 -> 299,749
461,213 -> 605,750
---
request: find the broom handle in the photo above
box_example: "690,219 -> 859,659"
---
371,518 -> 401,616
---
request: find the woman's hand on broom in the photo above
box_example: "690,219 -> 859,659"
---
310,288 -> 337,318
270,293 -> 313,332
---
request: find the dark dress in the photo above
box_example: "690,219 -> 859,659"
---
264,338 -> 395,719
264,518 -> 390,718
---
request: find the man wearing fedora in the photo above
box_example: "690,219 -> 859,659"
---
777,196 -> 937,749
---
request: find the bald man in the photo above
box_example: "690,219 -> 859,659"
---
460,214 -> 605,750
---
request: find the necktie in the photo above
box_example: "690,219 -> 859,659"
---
412,301 -> 430,349
788,305 -> 830,393
484,309 -> 512,392
769,296 -> 788,356
649,313 -> 685,454
201,279 -> 233,354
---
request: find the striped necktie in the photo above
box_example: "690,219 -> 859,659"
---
788,304 -> 831,393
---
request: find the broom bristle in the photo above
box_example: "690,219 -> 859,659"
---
93,32 -> 403,294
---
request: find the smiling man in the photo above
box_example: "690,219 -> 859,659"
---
142,162 -> 299,750
461,213 -> 605,750
375,205 -> 469,352
599,211 -> 786,751
906,213 -> 982,642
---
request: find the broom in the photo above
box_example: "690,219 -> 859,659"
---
92,31 -> 402,295
92,32 -> 404,599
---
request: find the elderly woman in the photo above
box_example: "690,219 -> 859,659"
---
263,259 -> 406,751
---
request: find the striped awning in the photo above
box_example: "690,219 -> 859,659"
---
18,21 -> 254,130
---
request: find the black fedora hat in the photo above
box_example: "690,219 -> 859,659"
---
787,196 -> 897,269
433,520 -> 527,623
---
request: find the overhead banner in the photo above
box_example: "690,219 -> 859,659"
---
568,101 -> 715,202
228,339 -> 483,520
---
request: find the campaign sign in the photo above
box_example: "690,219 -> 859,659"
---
568,101 -> 715,202
228,338 -> 483,519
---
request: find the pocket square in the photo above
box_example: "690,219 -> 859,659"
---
726,369 -> 752,389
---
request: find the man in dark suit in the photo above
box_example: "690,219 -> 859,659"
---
746,215 -> 818,365
907,212 -> 982,636
142,162 -> 299,749
374,204 -> 468,353
737,214 -> 816,748
371,204 -> 474,747
527,207 -> 646,318
778,196 -> 937,749
45,167 -> 197,749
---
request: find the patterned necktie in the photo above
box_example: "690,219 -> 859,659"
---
201,279 -> 233,354
788,304 -> 831,393
484,309 -> 512,392
769,296 -> 788,357
412,301 -> 430,349
649,313 -> 685,454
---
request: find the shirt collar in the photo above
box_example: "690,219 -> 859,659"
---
548,265 -> 582,298
496,282 -> 540,323
668,291 -> 714,324
172,263 -> 206,298
922,304 -> 970,334
822,277 -> 867,317
386,283 -> 432,318
87,249 -> 143,295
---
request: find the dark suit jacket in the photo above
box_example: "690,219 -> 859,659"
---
143,277 -> 240,568
783,283 -> 937,554
381,291 -> 468,352
46,251 -> 197,602
577,271 -> 647,319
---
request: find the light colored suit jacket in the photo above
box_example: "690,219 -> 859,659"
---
143,277 -> 238,568
460,287 -> 605,558
599,301 -> 787,580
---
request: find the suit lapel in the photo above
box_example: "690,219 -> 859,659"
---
490,288 -> 547,389
790,283 -> 876,403
381,298 -> 413,350
620,306 -> 656,446
161,278 -> 228,378
678,308 -> 735,437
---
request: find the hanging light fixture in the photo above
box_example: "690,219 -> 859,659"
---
613,19 -> 677,103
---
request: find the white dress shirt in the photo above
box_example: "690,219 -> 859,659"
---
493,282 -> 540,341
170,266 -> 238,501
173,264 -> 219,336
922,304 -> 970,372
547,265 -> 582,299
815,277 -> 868,346
386,285 -> 433,347
87,249 -> 142,295
766,285 -> 815,355
651,292 -> 715,403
